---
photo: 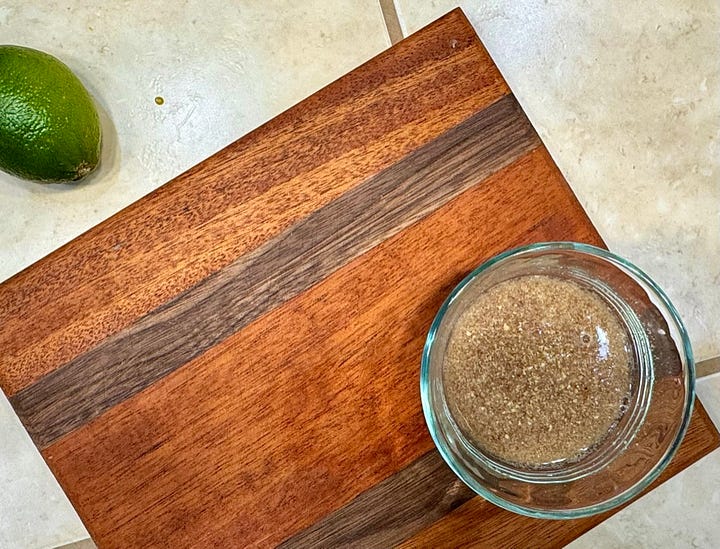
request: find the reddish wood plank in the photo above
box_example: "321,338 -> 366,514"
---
278,450 -> 475,548
12,94 -> 539,449
43,148 -> 602,548
399,403 -> 720,549
4,10 -> 716,549
0,9 -> 508,396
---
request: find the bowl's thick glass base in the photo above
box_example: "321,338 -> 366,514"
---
421,242 -> 694,518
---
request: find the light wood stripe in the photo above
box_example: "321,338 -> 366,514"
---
0,10 -> 508,397
279,450 -> 474,548
274,404 -> 720,549
12,94 -> 539,449
398,403 -> 720,548
7,11 -> 719,548
42,147 -> 600,548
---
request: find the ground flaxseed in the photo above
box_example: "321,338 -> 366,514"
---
443,274 -> 632,466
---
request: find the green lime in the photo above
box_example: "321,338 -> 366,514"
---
0,45 -> 102,183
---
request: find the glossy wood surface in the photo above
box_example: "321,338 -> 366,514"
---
1,10 -> 716,548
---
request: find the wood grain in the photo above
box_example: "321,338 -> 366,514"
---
399,403 -> 720,549
278,450 -> 475,549
12,94 -> 539,449
0,9 -> 508,397
2,9 -> 717,549
43,148 -> 602,548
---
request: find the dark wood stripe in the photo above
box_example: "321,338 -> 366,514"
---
42,147 -> 585,547
11,93 -> 540,449
279,450 -> 474,549
282,403 -> 720,549
0,8 -> 504,398
398,404 -> 720,549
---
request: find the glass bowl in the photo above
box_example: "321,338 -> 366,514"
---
420,242 -> 694,519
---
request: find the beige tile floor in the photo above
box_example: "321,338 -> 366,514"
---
0,1 -> 717,547
395,0 -> 720,363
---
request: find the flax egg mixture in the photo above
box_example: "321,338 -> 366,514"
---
443,275 -> 633,466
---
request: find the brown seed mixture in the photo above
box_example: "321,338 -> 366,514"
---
443,274 -> 632,466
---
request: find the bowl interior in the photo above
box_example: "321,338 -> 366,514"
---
421,242 -> 694,518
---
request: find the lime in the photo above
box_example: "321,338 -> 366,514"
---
0,45 -> 102,183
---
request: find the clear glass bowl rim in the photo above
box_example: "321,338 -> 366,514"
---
420,241 -> 696,519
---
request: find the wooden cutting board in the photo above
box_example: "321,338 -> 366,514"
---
0,9 -> 717,548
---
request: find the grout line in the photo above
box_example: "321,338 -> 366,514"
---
378,0 -> 405,45
697,356 -> 720,378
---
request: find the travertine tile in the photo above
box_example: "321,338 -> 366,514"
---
394,2 -> 720,547
0,2 -> 389,547
567,373 -> 720,549
697,372 -> 720,428
48,379 -> 720,549
566,449 -> 720,549
0,393 -> 88,549
0,0 -> 390,285
2,1 -> 718,547
394,0 -> 720,362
